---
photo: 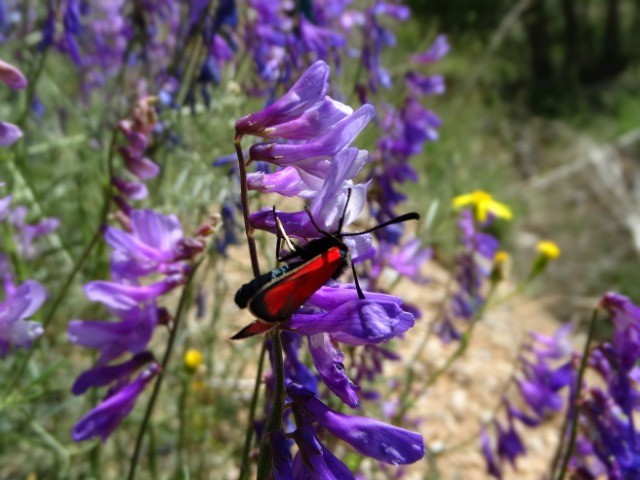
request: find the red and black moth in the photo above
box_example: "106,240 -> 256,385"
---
231,204 -> 420,340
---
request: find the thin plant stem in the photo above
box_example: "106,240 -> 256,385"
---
554,308 -> 600,480
238,340 -> 268,480
126,260 -> 202,480
256,331 -> 286,480
234,134 -> 261,278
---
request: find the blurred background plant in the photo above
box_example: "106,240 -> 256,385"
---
0,0 -> 638,479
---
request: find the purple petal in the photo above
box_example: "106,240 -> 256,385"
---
287,384 -> 425,465
289,300 -> 414,346
249,105 -> 375,164
112,177 -> 148,200
236,61 -> 330,137
72,364 -> 159,442
71,351 -> 154,395
0,59 -> 27,89
83,276 -> 183,313
308,333 -> 360,407
411,35 -> 450,64
0,122 -> 23,146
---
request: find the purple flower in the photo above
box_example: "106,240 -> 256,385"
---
0,59 -> 27,89
83,275 -> 184,314
600,292 -> 640,370
235,60 -> 330,137
481,427 -> 503,479
112,177 -> 148,200
288,383 -> 425,465
411,35 -> 450,64
8,206 -> 60,259
71,351 -> 154,395
0,280 -> 47,357
405,72 -> 445,97
248,104 -> 375,165
250,147 -> 371,257
104,209 -> 189,265
68,302 -> 158,364
0,122 -> 22,146
307,332 -> 360,407
292,425 -> 355,480
288,298 -> 414,346
72,363 -> 160,442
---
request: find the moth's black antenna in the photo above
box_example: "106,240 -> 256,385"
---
342,212 -> 420,237
337,188 -> 352,234
351,261 -> 366,300
304,206 -> 334,238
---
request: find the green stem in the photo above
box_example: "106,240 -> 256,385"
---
126,260 -> 202,480
238,341 -> 268,480
554,308 -> 599,480
256,331 -> 286,480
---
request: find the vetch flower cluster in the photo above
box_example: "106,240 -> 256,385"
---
567,293 -> 640,478
481,325 -> 574,478
235,60 -> 425,475
68,208 -> 205,442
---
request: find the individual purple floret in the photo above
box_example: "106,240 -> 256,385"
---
411,35 -> 450,64
72,363 -> 160,442
0,280 -> 47,357
288,383 -> 425,465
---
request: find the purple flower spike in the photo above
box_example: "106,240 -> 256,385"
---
0,122 -> 23,146
235,60 -> 330,137
0,280 -> 47,357
288,383 -> 425,465
308,333 -> 360,407
71,351 -> 154,395
0,59 -> 27,90
72,363 -> 160,442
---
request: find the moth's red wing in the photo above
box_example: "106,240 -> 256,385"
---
230,320 -> 273,340
249,246 -> 345,322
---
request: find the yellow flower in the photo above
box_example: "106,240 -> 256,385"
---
452,190 -> 513,223
184,348 -> 204,371
537,241 -> 561,259
494,251 -> 510,264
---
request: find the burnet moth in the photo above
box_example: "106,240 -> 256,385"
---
231,193 -> 420,340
